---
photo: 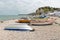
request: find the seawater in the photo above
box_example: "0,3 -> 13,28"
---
0,15 -> 28,21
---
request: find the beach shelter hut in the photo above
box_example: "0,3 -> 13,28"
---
4,23 -> 34,31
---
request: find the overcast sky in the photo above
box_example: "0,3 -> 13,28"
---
0,0 -> 60,15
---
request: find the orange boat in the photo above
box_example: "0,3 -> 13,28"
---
16,17 -> 31,23
16,19 -> 31,23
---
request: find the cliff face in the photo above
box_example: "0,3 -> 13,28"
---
29,6 -> 60,15
36,6 -> 60,15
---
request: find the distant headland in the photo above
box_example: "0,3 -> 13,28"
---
28,6 -> 60,15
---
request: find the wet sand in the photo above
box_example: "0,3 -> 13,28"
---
0,18 -> 60,40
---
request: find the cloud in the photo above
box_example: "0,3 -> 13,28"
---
40,0 -> 60,8
0,0 -> 20,15
0,0 -> 60,15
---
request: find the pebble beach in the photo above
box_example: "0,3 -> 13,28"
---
0,17 -> 60,40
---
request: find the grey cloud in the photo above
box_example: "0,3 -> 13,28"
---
0,0 -> 60,15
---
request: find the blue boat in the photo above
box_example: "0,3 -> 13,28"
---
4,23 -> 34,31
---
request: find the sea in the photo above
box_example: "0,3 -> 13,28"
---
0,14 -> 29,21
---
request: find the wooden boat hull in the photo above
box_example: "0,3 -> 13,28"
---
16,20 -> 30,23
30,19 -> 55,25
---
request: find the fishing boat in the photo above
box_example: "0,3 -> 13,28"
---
16,17 -> 31,23
30,18 -> 55,25
30,13 -> 55,25
4,23 -> 34,31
